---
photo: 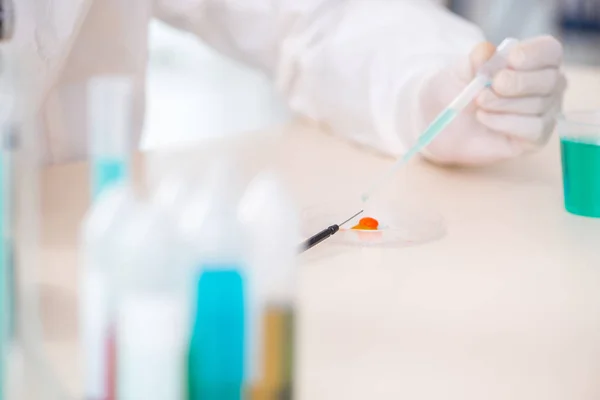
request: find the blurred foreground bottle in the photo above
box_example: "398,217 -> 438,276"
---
104,133 -> 299,400
240,171 -> 299,400
180,158 -> 247,400
113,203 -> 188,400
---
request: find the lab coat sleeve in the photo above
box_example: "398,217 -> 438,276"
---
153,0 -> 485,156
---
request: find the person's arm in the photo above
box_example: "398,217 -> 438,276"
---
154,1 -> 565,165
153,0 -> 484,156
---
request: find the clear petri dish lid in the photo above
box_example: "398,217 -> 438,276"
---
301,196 -> 446,248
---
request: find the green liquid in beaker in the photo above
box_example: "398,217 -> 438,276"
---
561,137 -> 600,218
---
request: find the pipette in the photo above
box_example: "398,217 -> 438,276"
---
301,210 -> 364,252
361,38 -> 519,203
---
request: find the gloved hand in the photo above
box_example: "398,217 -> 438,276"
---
418,36 -> 567,165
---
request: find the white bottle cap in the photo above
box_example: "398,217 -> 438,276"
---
177,156 -> 246,264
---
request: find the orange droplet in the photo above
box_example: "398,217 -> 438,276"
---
351,217 -> 379,231
359,217 -> 379,229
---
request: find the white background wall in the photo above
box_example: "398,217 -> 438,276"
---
141,20 -> 290,150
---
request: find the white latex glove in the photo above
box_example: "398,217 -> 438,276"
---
418,36 -> 567,166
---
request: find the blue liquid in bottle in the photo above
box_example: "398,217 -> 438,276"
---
188,267 -> 245,400
92,157 -> 127,200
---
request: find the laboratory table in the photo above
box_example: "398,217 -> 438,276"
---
35,66 -> 600,400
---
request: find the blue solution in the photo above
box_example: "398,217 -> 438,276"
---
188,267 -> 246,400
92,157 -> 127,200
406,108 -> 459,161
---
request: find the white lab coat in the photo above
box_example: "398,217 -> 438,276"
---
13,0 -> 484,163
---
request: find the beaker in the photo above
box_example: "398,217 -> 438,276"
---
558,111 -> 600,218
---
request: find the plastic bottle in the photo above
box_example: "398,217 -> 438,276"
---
239,171 -> 300,399
180,158 -> 247,400
113,202 -> 188,400
80,186 -> 136,400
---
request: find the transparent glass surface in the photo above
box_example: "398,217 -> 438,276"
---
302,196 -> 446,248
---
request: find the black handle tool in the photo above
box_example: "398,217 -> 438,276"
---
301,210 -> 364,252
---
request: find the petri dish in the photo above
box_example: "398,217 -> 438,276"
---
301,196 -> 446,248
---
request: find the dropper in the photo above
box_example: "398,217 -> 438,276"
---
300,210 -> 364,252
361,38 -> 519,203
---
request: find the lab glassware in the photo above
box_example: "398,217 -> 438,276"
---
558,111 -> 600,218
239,171 -> 299,398
88,76 -> 133,200
181,159 -> 247,400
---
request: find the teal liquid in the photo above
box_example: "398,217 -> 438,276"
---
409,108 -> 459,160
362,108 -> 458,203
92,158 -> 127,200
0,153 -> 5,400
561,137 -> 600,218
188,268 -> 245,400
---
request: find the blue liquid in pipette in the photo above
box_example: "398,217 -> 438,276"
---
92,157 -> 127,200
407,109 -> 458,160
188,268 -> 245,400
362,108 -> 459,203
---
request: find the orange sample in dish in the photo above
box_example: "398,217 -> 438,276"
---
352,217 -> 379,231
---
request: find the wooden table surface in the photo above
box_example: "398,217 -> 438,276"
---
34,66 -> 600,400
